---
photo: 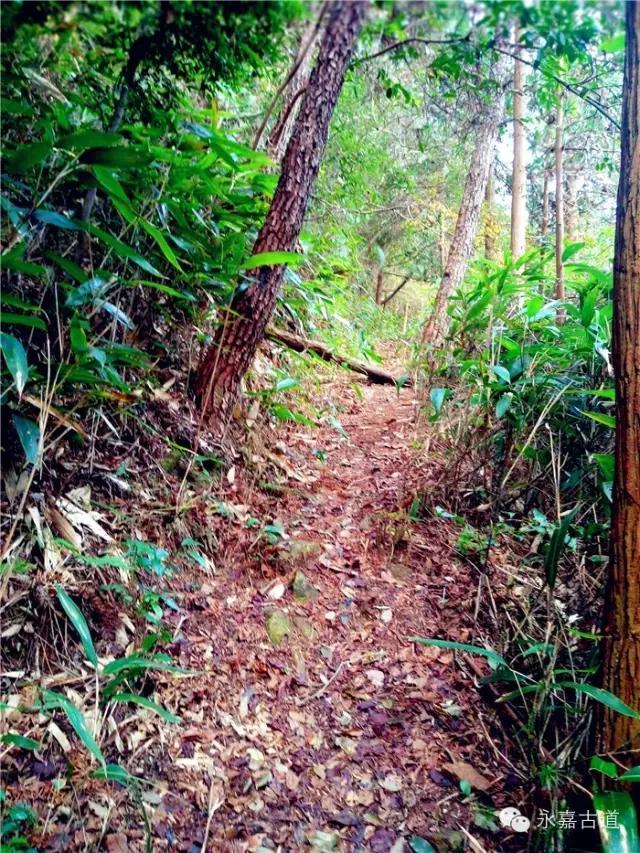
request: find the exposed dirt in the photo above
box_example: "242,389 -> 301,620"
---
2,374 -> 527,852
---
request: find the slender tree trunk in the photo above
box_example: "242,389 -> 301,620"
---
266,7 -> 327,163
382,274 -> 411,307
195,1 -> 367,423
554,91 -> 565,322
600,0 -> 640,756
374,268 -> 385,305
510,24 -> 527,259
422,57 -> 509,345
541,167 -> 550,241
565,171 -> 579,243
484,162 -> 497,260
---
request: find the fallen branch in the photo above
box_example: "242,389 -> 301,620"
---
265,326 -> 410,386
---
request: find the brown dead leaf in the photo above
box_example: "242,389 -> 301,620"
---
442,760 -> 492,792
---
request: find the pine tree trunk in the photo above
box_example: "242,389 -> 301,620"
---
422,57 -> 509,345
510,24 -> 527,260
195,0 -> 367,424
554,92 -> 565,323
600,0 -> 640,756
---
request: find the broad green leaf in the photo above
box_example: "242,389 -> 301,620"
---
0,332 -> 29,394
601,33 -> 625,53
491,365 -> 511,384
92,166 -> 130,203
619,765 -> 640,782
80,146 -> 153,168
559,683 -> 640,719
33,209 -> 80,230
495,392 -> 513,418
561,242 -> 585,262
66,276 -> 111,308
430,387 -> 447,416
0,733 -> 40,750
93,763 -> 141,785
1,249 -> 48,277
275,377 -> 298,392
5,141 -> 51,173
408,838 -> 437,853
544,507 -> 577,589
594,792 -> 638,853
46,252 -> 87,282
102,654 -> 191,676
582,411 -> 616,429
55,585 -> 98,665
589,756 -> 619,779
111,693 -> 181,723
139,219 -> 183,271
410,637 -> 507,669
1,293 -> 43,312
87,223 -> 162,277
242,251 -> 302,270
59,130 -> 121,150
0,312 -> 47,331
41,690 -> 105,765
1,98 -> 34,116
594,453 -> 614,481
12,415 -> 40,464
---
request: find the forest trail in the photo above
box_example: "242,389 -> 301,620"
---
137,377 -> 508,852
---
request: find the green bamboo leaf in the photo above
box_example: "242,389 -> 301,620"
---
558,682 -> 640,719
12,414 -> 40,464
102,654 -> 191,677
0,312 -> 47,331
544,507 -> 578,589
410,637 -> 507,669
582,411 -> 616,429
41,690 -> 105,765
55,586 -> 98,665
594,792 -> 638,853
0,332 -> 29,394
59,130 -> 121,150
619,765 -> 640,782
33,209 -> 80,230
242,251 -> 302,270
139,219 -> 183,271
80,146 -> 152,168
589,756 -> 619,779
87,223 -> 162,277
92,166 -> 129,203
111,693 -> 181,723
0,733 -> 41,751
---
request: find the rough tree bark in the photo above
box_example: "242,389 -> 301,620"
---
510,24 -> 527,260
600,0 -> 640,756
554,91 -> 565,322
374,268 -> 385,305
422,57 -> 509,345
195,0 -> 368,423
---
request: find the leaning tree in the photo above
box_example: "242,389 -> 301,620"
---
195,0 -> 368,423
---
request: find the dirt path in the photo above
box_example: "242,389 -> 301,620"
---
139,380 -> 507,852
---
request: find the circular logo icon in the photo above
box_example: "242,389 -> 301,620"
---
498,806 -> 531,833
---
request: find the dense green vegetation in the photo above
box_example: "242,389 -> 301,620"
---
1,2 -> 638,851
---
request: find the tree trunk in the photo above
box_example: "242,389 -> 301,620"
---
422,57 -> 509,345
381,274 -> 411,307
510,24 -> 527,260
540,167 -> 550,241
265,326 -> 408,385
195,1 -> 367,424
266,8 -> 327,163
554,91 -> 565,322
565,171 -> 579,243
484,162 -> 498,261
374,268 -> 385,305
600,0 -> 640,756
